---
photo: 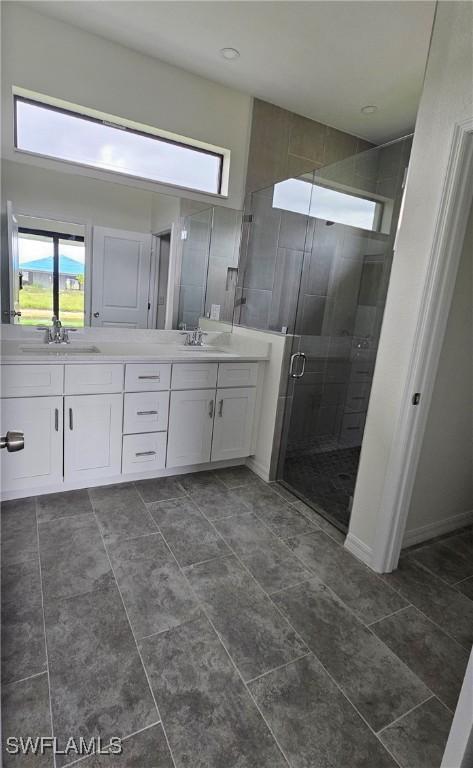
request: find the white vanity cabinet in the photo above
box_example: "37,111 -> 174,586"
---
167,389 -> 216,467
0,396 -> 63,491
64,393 -> 123,481
211,387 -> 256,461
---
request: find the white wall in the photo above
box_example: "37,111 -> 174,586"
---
348,2 -> 473,554
404,201 -> 473,545
1,3 -> 252,210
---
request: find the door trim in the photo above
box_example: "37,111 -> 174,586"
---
367,119 -> 473,573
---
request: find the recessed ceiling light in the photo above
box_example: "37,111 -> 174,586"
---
361,105 -> 378,115
220,47 -> 240,61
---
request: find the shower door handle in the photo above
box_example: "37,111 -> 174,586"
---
290,352 -> 306,379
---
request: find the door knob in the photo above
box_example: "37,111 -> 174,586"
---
0,431 -> 24,452
93,312 -> 100,318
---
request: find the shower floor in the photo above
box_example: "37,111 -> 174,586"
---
283,446 -> 361,530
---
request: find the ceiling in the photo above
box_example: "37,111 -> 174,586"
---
26,1 -> 436,143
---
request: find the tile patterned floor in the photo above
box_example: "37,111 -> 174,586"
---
1,467 -> 470,767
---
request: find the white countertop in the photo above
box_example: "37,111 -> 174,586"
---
0,340 -> 270,364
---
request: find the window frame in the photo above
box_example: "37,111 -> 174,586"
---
18,226 -> 85,322
14,95 -> 225,196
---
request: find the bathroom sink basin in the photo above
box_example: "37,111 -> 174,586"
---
21,345 -> 101,355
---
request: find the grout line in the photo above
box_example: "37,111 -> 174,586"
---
64,720 -> 162,768
367,604 -> 413,628
87,489 -> 179,768
245,652 -> 312,685
376,694 -> 435,735
268,578 -> 315,597
3,670 -> 48,687
34,496 -> 57,768
37,510 -> 94,527
453,574 -> 473,586
156,488 -> 293,767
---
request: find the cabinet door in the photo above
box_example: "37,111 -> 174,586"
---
1,396 -> 63,492
211,388 -> 256,462
167,389 -> 215,468
64,394 -> 123,481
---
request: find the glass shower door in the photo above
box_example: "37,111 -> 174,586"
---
278,137 -> 412,531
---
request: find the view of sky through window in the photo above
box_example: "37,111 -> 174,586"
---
272,177 -> 378,230
16,99 -> 223,194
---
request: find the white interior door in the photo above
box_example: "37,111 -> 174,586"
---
91,226 -> 152,327
167,389 -> 215,467
7,201 -> 21,323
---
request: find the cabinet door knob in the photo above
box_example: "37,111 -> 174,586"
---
93,312 -> 100,318
218,399 -> 224,417
69,408 -> 73,430
208,400 -> 214,418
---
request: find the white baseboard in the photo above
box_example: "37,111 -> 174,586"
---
402,509 -> 473,548
245,455 -> 270,483
0,458 -> 245,501
344,532 -> 373,568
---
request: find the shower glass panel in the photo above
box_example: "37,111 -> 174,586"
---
278,136 -> 412,531
236,136 -> 411,532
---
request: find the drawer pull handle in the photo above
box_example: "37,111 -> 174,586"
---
351,396 -> 365,401
218,398 -> 224,417
138,375 -> 160,380
137,410 -> 158,416
346,426 -> 360,431
135,450 -> 157,457
208,399 -> 214,418
69,408 -> 73,430
355,370 -> 369,375
55,408 -> 59,431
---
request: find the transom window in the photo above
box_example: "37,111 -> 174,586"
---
14,95 -> 225,195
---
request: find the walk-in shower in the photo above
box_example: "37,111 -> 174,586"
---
235,136 -> 412,531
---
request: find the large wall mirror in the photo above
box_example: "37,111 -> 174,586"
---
1,158 -> 242,330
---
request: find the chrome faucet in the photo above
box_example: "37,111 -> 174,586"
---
180,327 -> 208,346
36,316 -> 77,344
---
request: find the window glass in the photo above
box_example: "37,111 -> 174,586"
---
273,177 -> 378,231
15,98 -> 223,195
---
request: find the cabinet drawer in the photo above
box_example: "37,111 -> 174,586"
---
122,432 -> 166,474
217,362 -> 258,388
65,364 -> 123,394
123,391 -> 169,434
1,365 -> 63,397
171,363 -> 217,390
125,363 -> 171,392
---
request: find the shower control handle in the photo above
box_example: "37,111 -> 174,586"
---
290,352 -> 306,379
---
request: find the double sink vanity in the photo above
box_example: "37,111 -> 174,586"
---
0,331 -> 269,499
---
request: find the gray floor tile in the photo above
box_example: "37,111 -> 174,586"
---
2,557 -> 41,606
292,500 -> 346,543
81,724 -> 173,768
149,497 -> 230,567
39,514 -> 114,601
372,605 -> 469,711
45,586 -> 157,767
2,673 -> 52,767
178,470 -> 227,493
36,489 -> 92,523
379,697 -> 453,768
456,576 -> 473,600
185,555 -> 307,680
271,483 -> 299,503
191,486 -> 250,521
410,540 -> 473,585
215,465 -> 260,489
214,513 -> 311,593
235,485 -> 317,538
1,498 -> 38,566
135,476 -> 186,503
249,654 -> 397,768
384,558 -> 473,648
1,565 -> 46,684
140,614 -> 287,768
90,483 -> 157,543
108,533 -> 199,639
273,579 -> 430,731
286,530 -> 408,623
